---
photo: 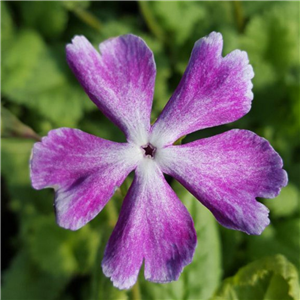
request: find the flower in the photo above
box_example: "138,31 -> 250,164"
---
30,32 -> 287,289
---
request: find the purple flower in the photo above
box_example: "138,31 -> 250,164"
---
30,32 -> 287,289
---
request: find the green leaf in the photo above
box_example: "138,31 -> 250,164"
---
219,227 -> 245,278
213,255 -> 299,300
148,2 -> 206,45
2,250 -> 69,300
2,30 -> 94,127
34,83 -> 94,128
151,55 -> 171,120
240,2 -> 299,89
263,184 -> 299,218
246,219 -> 300,272
1,138 -> 50,214
90,223 -> 128,300
64,1 -> 102,32
286,69 -> 300,139
27,216 -> 100,277
2,30 -> 63,93
1,2 -> 15,52
173,135 -> 187,146
241,2 -> 273,18
2,29 -> 64,105
62,1 -> 91,10
18,2 -> 68,38
141,181 -> 222,300
1,138 -> 33,188
196,2 -> 235,33
1,106 -> 40,140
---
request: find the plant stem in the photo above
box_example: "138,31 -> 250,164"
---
120,179 -> 129,198
91,201 -> 118,299
233,1 -> 244,33
138,1 -> 164,42
67,5 -> 102,32
90,238 -> 103,300
131,282 -> 142,300
105,200 -> 118,228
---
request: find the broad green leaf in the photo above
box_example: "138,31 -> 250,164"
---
195,2 -> 235,33
246,219 -> 300,272
2,30 -> 64,94
286,69 -> 300,139
213,255 -> 299,300
240,2 -> 299,89
18,2 -> 68,38
34,83 -> 94,128
221,28 -> 240,55
2,30 -> 94,127
28,216 -> 78,276
1,138 -> 33,189
219,227 -> 245,279
148,2 -> 206,45
1,138 -> 51,215
92,18 -> 137,41
241,2 -> 273,18
141,181 -> 222,300
91,224 -> 128,300
2,30 -> 64,107
263,184 -> 299,218
151,55 -> 171,120
1,2 -> 15,52
175,181 -> 222,299
2,250 -> 69,300
27,216 -> 100,276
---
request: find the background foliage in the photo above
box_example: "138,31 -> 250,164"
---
1,1 -> 299,300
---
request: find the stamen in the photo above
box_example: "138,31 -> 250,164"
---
142,143 -> 156,158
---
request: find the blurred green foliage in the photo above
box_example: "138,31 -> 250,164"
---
1,1 -> 299,300
214,255 -> 299,300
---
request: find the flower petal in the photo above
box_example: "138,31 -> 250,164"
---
151,32 -> 254,147
66,34 -> 156,144
158,129 -> 288,235
30,128 -> 141,230
102,159 -> 197,289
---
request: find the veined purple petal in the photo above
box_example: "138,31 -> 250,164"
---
157,129 -> 288,235
102,159 -> 197,289
151,32 -> 254,147
30,128 -> 141,230
66,34 -> 156,145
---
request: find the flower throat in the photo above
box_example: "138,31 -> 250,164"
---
142,143 -> 156,158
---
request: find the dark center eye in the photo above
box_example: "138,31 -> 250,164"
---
142,144 -> 156,158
